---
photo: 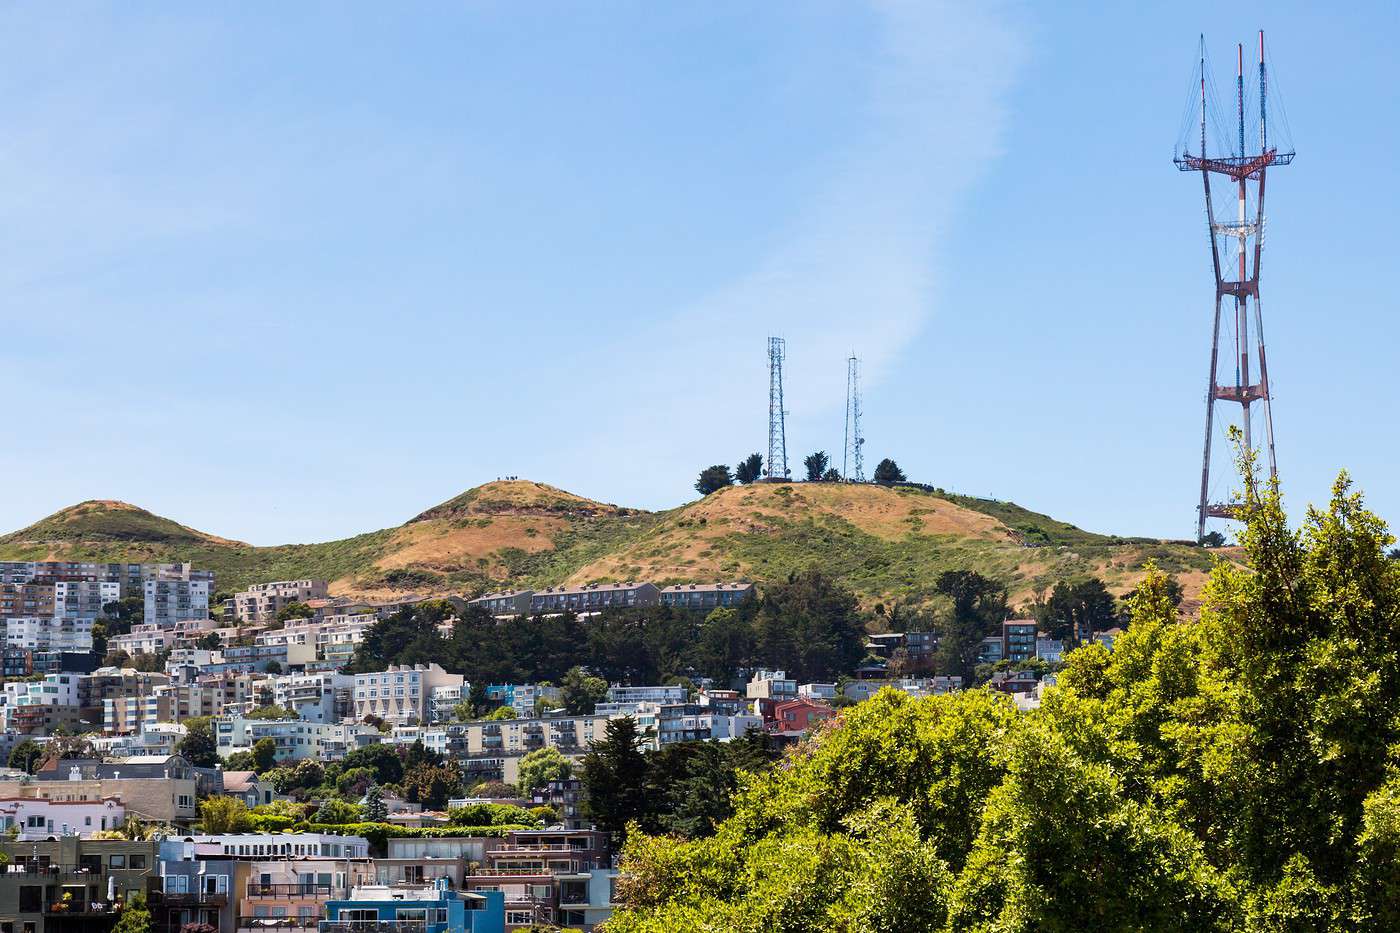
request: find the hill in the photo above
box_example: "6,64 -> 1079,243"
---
0,480 -> 1219,607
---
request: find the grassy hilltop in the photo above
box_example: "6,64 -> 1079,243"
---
0,480 -> 1217,607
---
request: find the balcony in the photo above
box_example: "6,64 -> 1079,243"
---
318,923 -> 425,933
247,884 -> 333,898
158,892 -> 229,907
238,918 -> 320,931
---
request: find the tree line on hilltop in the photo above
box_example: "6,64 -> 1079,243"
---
695,450 -> 907,493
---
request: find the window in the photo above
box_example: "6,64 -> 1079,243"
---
19,887 -> 42,913
109,855 -> 127,868
165,876 -> 189,894
131,855 -> 146,869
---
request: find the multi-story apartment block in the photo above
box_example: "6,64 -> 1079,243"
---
0,837 -> 161,933
51,581 -> 119,620
460,828 -> 609,930
214,716 -> 378,763
595,684 -> 687,715
4,616 -> 94,653
1,674 -> 86,735
658,581 -> 756,610
108,623 -> 176,656
271,672 -> 353,723
195,672 -> 274,715
0,583 -> 55,619
484,684 -> 561,718
144,578 -> 211,627
154,840 -> 241,933
633,702 -> 762,749
466,589 -> 534,617
353,664 -> 464,726
1002,619 -> 1038,662
528,582 -> 659,614
230,580 -> 329,624
105,685 -> 218,735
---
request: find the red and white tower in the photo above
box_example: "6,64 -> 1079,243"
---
1175,32 -> 1293,543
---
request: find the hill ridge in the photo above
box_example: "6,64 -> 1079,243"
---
0,479 -> 1216,607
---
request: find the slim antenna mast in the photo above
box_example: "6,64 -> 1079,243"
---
843,354 -> 864,482
766,337 -> 789,481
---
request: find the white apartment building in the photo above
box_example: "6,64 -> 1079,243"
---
633,702 -> 762,750
0,796 -> 126,839
353,664 -> 463,725
53,580 -> 120,619
144,578 -> 210,626
215,714 -> 379,763
231,580 -> 329,624
191,832 -> 370,859
109,623 -> 177,656
3,672 -> 83,709
272,672 -> 354,723
595,684 -> 687,715
4,615 -> 94,652
746,669 -> 798,700
428,684 -> 464,724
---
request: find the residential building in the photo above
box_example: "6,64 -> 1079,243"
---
528,582 -> 658,614
556,869 -> 618,932
0,583 -> 55,619
766,698 -> 835,737
978,635 -> 1005,664
0,837 -> 160,933
193,833 -> 371,859
108,624 -> 175,657
594,684 -> 686,715
231,581 -> 329,625
153,840 -> 241,933
353,664 -> 464,726
215,716 -> 379,763
272,673 -> 353,723
51,582 -> 119,621
461,829 -> 608,930
4,617 -> 93,654
1002,619 -> 1038,662
322,881 -> 504,933
657,582 -> 755,610
797,683 -> 837,701
144,578 -> 210,627
633,702 -> 762,749
2,755 -> 200,826
745,669 -> 797,701
467,590 -> 534,617
531,780 -> 588,831
0,797 -> 125,839
1035,636 -> 1065,663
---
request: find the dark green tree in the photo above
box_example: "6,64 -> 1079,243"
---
276,601 -> 315,623
363,785 -> 388,822
821,467 -> 843,482
1033,578 -> 1117,643
177,717 -> 219,768
1201,530 -> 1227,547
735,453 -> 764,485
752,571 -> 864,682
934,569 -> 1007,683
695,465 -> 734,496
252,738 -> 277,774
560,666 -> 609,715
582,717 -> 650,847
342,743 -> 404,786
803,451 -> 830,482
872,458 -> 907,484
7,739 -> 43,774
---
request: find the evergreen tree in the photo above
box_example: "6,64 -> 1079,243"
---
734,453 -> 764,484
803,451 -> 830,482
872,458 -> 907,484
581,717 -> 650,847
363,785 -> 388,822
695,464 -> 735,495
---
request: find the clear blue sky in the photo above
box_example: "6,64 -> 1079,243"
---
2,2 -> 1396,545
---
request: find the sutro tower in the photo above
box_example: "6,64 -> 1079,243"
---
766,337 -> 789,481
1175,31 -> 1293,543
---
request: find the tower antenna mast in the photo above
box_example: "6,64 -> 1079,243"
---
843,354 -> 864,482
766,337 -> 789,481
1175,30 -> 1292,542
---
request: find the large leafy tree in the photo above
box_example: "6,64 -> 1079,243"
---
177,717 -> 219,768
7,739 -> 43,775
872,458 -> 906,484
1032,577 -> 1118,643
803,451 -> 830,482
560,666 -> 609,715
933,570 -> 1007,683
695,464 -> 734,495
516,747 -> 572,794
734,453 -> 764,485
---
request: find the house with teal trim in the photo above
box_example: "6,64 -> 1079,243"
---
320,880 -> 503,933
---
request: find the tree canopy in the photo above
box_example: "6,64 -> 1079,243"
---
734,453 -> 764,485
872,458 -> 906,484
803,451 -> 830,482
608,464 -> 1400,931
695,464 -> 734,495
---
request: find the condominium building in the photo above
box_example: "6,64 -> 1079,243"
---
51,580 -> 120,619
633,702 -> 762,749
1002,619 -> 1038,662
214,715 -> 379,763
271,672 -> 354,723
0,583 -> 55,619
658,582 -> 756,610
0,797 -> 125,839
466,589 -> 534,617
109,623 -> 176,656
595,684 -> 687,715
746,669 -> 798,701
353,664 -> 463,726
528,582 -> 659,614
230,580 -> 329,624
4,616 -> 94,653
144,578 -> 211,626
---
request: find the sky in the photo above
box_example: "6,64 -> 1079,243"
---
2,1 -> 1397,546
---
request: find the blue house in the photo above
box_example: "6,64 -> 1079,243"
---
321,880 -> 504,933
